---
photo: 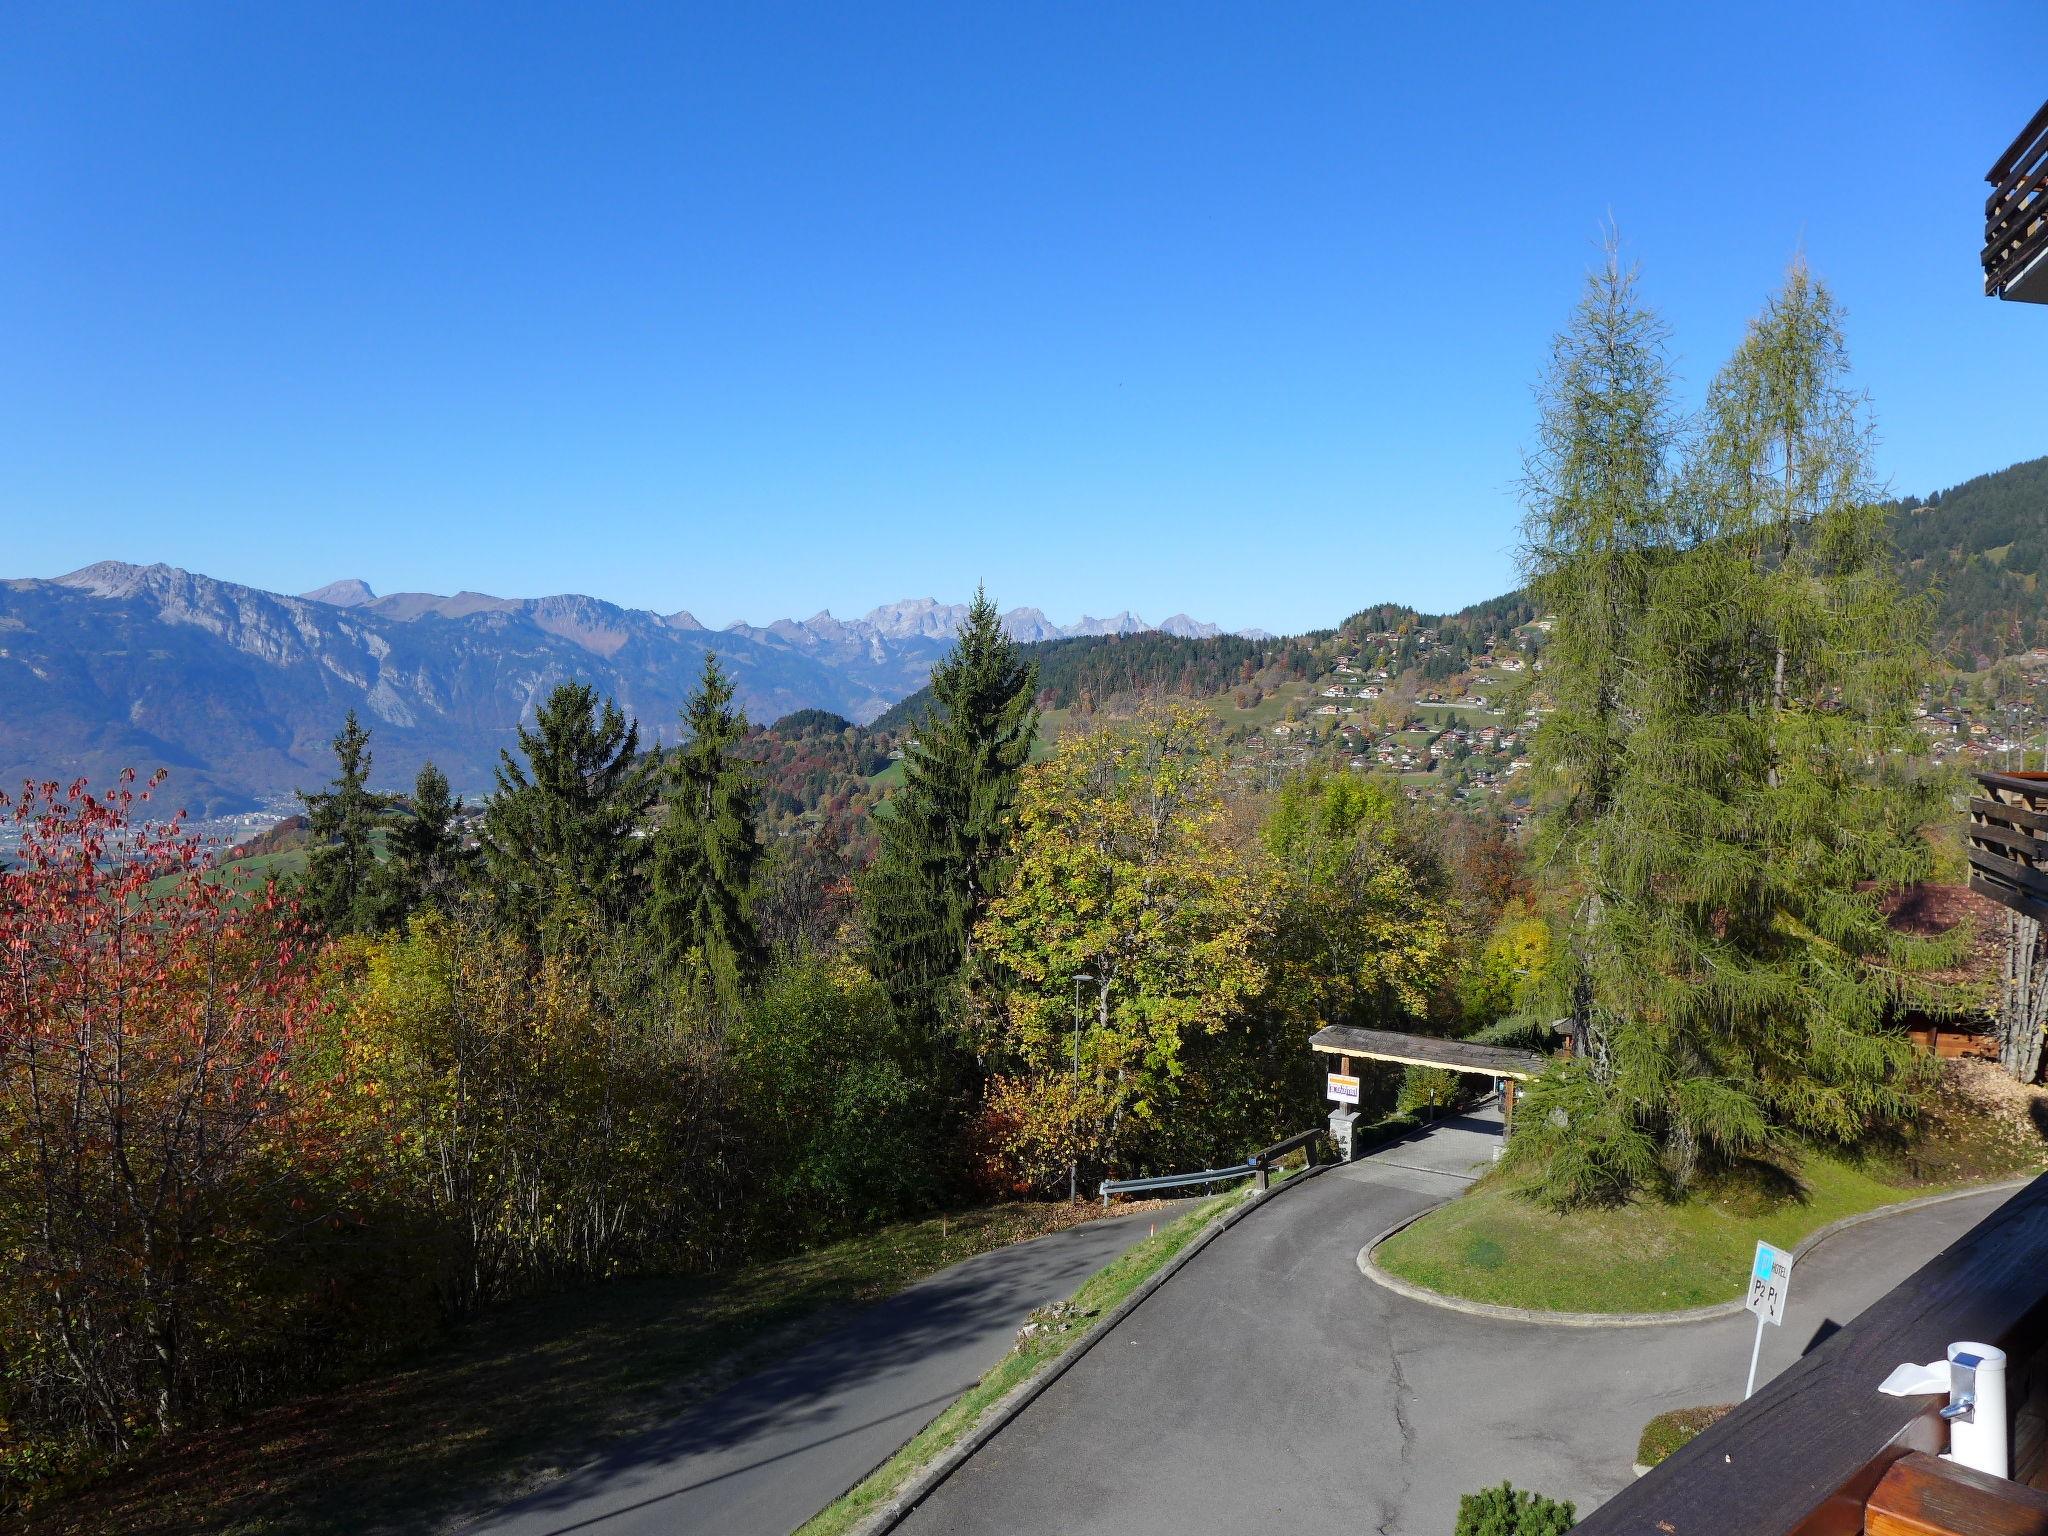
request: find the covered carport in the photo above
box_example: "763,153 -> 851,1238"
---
1308,1023 -> 1547,1157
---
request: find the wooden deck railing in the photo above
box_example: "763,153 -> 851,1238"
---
1986,100 -> 2048,302
1569,1169 -> 2048,1536
1968,771 -> 2048,924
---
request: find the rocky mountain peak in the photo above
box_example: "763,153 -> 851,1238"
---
301,578 -> 377,608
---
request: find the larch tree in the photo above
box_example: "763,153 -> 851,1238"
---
863,587 -> 1038,1031
481,681 -> 661,939
1516,260 -> 1951,1205
1517,234 -> 1683,1076
649,653 -> 764,1004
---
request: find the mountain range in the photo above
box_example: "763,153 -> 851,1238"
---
0,561 -> 1258,814
3,455 -> 2038,820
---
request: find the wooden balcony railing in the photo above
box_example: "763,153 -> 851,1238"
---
1986,100 -> 2048,303
1568,1170 -> 2048,1536
1968,771 -> 2048,925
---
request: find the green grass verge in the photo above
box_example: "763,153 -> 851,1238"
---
1376,1084 -> 2048,1314
14,1203 -> 1137,1536
793,1186 -> 1244,1536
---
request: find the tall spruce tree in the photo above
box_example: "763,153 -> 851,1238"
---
1516,260 -> 1949,1205
386,760 -> 474,922
864,587 -> 1038,1026
649,653 -> 763,1003
481,681 -> 661,937
298,710 -> 393,935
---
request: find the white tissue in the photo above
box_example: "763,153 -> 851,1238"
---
1878,1360 -> 1952,1397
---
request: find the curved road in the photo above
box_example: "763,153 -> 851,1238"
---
465,1205 -> 1177,1536
895,1106 -> 2016,1536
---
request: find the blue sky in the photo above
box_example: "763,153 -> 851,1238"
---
2,3 -> 2042,636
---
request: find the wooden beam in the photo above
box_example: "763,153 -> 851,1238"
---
1972,796 -> 2048,833
1969,821 -> 2048,861
1307,1024 -> 1546,1082
1989,100 -> 2048,186
1969,872 -> 2048,926
1977,770 -> 2048,803
1967,846 -> 2048,901
1867,1451 -> 2048,1536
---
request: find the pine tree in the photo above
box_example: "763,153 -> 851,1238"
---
863,587 -> 1038,1026
298,710 -> 393,935
386,760 -> 474,921
649,653 -> 763,1003
1516,261 -> 1950,1204
481,681 -> 661,938
1454,1483 -> 1576,1536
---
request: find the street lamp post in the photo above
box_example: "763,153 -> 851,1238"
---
1070,973 -> 1094,1203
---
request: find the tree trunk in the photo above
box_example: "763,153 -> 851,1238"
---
1998,908 -> 2048,1085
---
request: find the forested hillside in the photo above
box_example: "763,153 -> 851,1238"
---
872,630 -> 1295,730
1887,455 -> 2048,665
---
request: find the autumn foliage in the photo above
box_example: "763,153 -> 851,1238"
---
0,775 -> 323,1473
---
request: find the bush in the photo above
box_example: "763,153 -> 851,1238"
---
1398,1065 -> 1466,1114
1453,1481 -> 1576,1536
727,956 -> 960,1232
1357,1111 -> 1423,1149
1635,1403 -> 1733,1468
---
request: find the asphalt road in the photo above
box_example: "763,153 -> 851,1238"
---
463,1204 -> 1178,1536
892,1106 -> 2017,1536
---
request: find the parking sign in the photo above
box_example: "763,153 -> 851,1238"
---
1746,1241 -> 1792,1326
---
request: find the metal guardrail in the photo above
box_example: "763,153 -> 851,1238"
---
1097,1164 -> 1255,1207
1098,1127 -> 1329,1207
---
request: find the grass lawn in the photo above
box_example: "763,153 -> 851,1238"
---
1375,1063 -> 2048,1314
11,1201 -> 1156,1536
794,1186 -> 1243,1536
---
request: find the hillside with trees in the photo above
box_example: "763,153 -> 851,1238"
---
1886,455 -> 2048,666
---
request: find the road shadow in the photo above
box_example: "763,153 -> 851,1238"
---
468,1210 -> 1160,1533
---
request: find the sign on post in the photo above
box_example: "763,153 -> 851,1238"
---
1326,1072 -> 1360,1104
1746,1241 -> 1792,1324
1742,1241 -> 1794,1399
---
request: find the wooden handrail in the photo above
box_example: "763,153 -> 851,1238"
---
1568,1171 -> 2048,1536
1866,1451 -> 2048,1535
1989,100 -> 2048,187
1249,1128 -> 1327,1169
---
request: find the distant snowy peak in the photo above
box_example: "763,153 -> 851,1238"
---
999,607 -> 1063,643
814,598 -> 1245,645
860,598 -> 973,641
284,576 -> 1261,648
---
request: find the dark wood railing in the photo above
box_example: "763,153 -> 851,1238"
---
1986,100 -> 2048,302
1968,771 -> 2048,924
1569,1170 -> 2048,1536
1247,1127 -> 1328,1192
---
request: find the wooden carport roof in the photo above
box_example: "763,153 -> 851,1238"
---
1309,1024 -> 1547,1082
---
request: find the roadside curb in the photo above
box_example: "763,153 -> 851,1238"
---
1355,1175 -> 2035,1328
838,1163 -> 1332,1536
